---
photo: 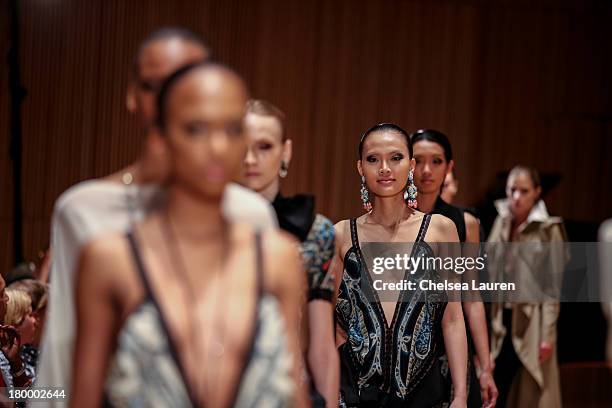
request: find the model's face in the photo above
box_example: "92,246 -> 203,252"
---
506,171 -> 541,219
163,69 -> 248,200
131,39 -> 209,128
412,140 -> 451,195
242,113 -> 288,193
359,131 -> 412,199
440,172 -> 459,203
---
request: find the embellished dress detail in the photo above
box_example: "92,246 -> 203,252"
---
272,194 -> 335,302
336,214 -> 448,407
104,232 -> 295,407
301,214 -> 335,302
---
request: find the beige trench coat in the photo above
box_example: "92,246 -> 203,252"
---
487,199 -> 569,408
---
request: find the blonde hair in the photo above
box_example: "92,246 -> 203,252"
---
245,99 -> 287,141
5,288 -> 32,326
9,279 -> 48,313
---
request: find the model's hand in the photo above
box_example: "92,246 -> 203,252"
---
474,354 -> 496,372
479,369 -> 498,407
539,341 -> 553,363
449,397 -> 467,408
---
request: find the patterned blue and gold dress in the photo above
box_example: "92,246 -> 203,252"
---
336,214 -> 448,407
272,194 -> 335,303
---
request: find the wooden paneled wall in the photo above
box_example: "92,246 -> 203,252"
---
1,0 -> 611,272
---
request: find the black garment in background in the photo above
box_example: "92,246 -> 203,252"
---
271,193 -> 315,242
493,309 -> 522,408
432,197 -> 466,243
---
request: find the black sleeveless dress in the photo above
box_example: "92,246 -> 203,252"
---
432,197 -> 466,244
335,214 -> 448,407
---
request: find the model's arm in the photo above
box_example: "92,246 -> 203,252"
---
306,218 -> 340,407
308,299 -> 339,407
70,239 -> 123,408
443,302 -> 468,407
267,232 -> 310,408
331,220 -> 348,347
462,213 -> 497,407
432,215 -> 467,408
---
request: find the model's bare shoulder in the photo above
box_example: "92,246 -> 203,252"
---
78,232 -> 132,291
334,219 -> 358,261
262,228 -> 300,259
429,213 -> 459,242
334,219 -> 350,244
258,229 -> 302,292
463,212 -> 480,242
464,212 -> 479,230
80,231 -> 128,263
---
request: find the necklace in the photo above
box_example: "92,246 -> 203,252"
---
161,212 -> 231,406
366,206 -> 416,237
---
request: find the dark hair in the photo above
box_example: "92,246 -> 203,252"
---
132,27 -> 211,77
509,165 -> 541,188
409,129 -> 453,163
155,62 -> 241,130
5,262 -> 36,286
245,99 -> 287,141
358,123 -> 412,159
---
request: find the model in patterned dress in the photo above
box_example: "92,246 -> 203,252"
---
241,99 -> 339,407
329,123 -> 468,407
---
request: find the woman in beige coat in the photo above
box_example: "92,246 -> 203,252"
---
487,166 -> 569,408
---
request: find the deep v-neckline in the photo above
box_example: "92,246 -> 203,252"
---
350,214 -> 432,332
126,231 -> 264,408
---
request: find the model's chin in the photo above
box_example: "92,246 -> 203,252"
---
510,206 -> 528,219
371,188 -> 404,199
196,185 -> 226,199
239,179 -> 258,191
416,184 -> 439,195
241,178 -> 267,193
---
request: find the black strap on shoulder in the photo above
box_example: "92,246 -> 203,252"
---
126,231 -> 154,299
254,230 -> 264,298
349,218 -> 360,248
417,213 -> 432,242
